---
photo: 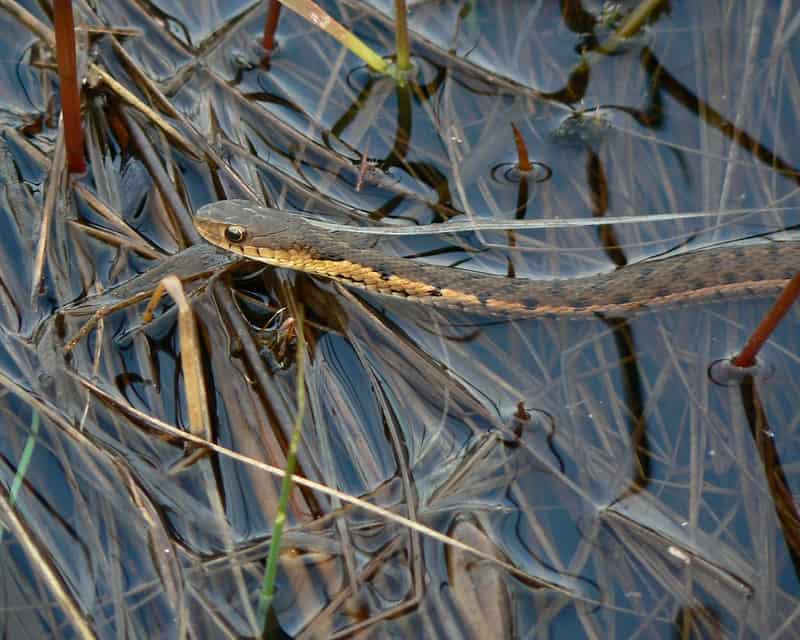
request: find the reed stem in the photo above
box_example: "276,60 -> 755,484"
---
53,0 -> 85,173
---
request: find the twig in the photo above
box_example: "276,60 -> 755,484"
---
142,276 -> 210,437
30,124 -> 66,298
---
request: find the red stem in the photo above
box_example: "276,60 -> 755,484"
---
511,123 -> 532,172
53,0 -> 85,173
263,0 -> 282,52
731,271 -> 800,368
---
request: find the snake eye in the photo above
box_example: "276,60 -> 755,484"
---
224,225 -> 246,243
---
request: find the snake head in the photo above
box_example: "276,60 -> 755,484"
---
195,200 -> 298,251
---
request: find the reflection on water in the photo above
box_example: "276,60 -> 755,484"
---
0,1 -> 798,637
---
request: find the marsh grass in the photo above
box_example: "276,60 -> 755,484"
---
1,0 -> 799,638
259,0 -> 414,80
53,0 -> 85,173
5,412 -> 39,514
258,307 -> 306,628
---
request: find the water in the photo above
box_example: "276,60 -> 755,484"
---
0,1 -> 798,637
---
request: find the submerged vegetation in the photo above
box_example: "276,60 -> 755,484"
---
0,0 -> 798,637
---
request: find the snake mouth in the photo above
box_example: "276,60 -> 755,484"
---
194,221 -> 226,248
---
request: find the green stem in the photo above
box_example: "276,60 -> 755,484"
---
394,0 -> 412,72
277,0 -> 389,74
1,412 -> 40,539
257,309 -> 307,631
596,0 -> 666,55
9,412 -> 40,504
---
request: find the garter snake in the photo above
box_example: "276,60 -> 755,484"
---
194,200 -> 796,317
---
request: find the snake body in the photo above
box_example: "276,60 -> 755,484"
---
194,200 -> 796,317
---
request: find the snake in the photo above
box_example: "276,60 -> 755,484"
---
194,200 -> 796,317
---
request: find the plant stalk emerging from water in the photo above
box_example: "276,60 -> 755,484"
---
258,308 -> 307,630
394,0 -> 412,72
53,0 -> 85,173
